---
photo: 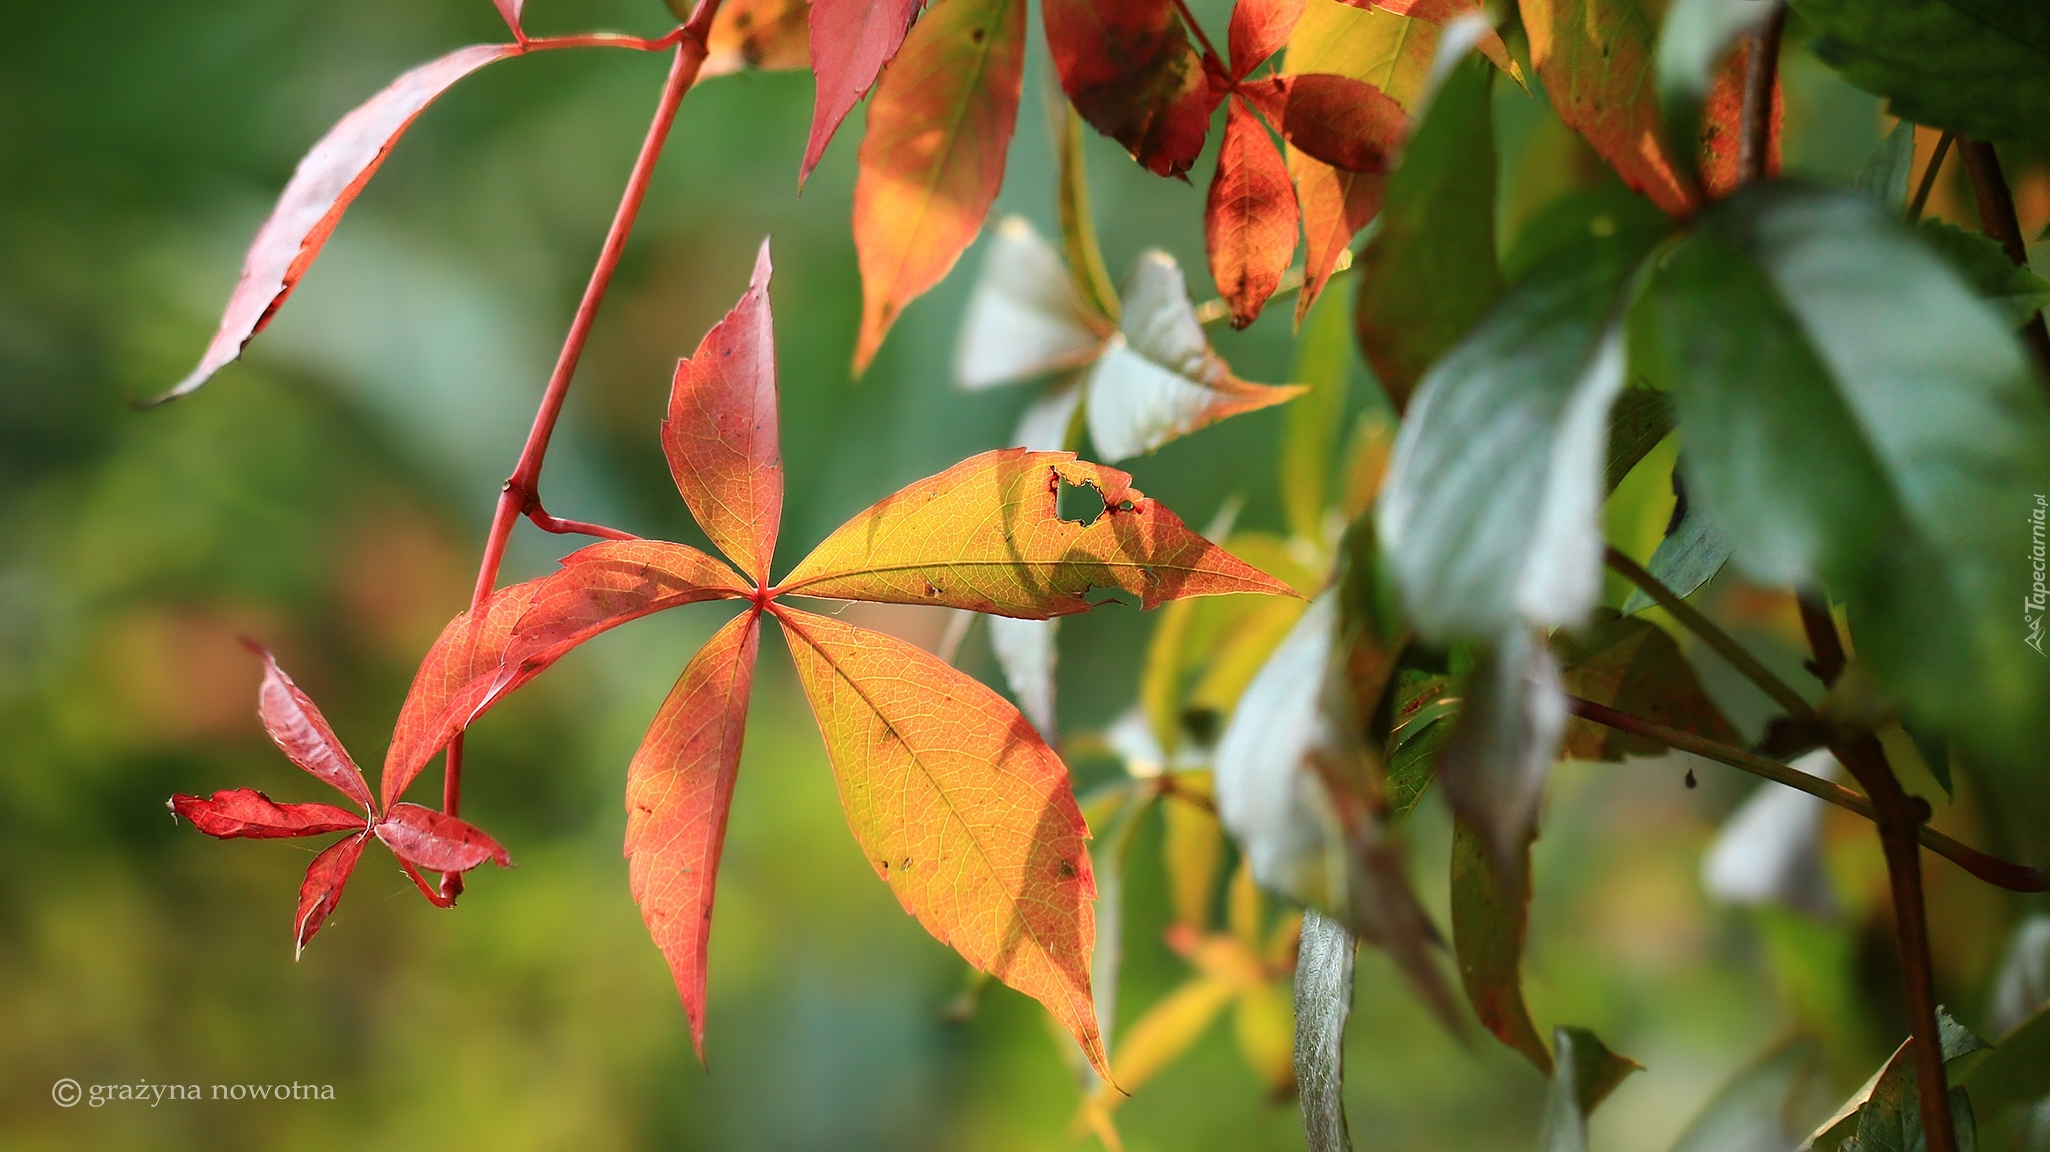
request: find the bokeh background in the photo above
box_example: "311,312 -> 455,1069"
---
5,1 -> 2048,1149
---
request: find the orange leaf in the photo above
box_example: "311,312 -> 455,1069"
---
1699,38 -> 1781,199
626,609 -> 762,1061
801,0 -> 925,183
162,44 -> 518,402
774,449 -> 1295,615
1360,0 -> 1520,78
774,604 -> 1108,1078
1287,150 -> 1384,324
1519,0 -> 1692,215
1241,74 -> 1408,174
702,0 -> 813,78
665,240 -> 783,586
1207,100 -> 1300,328
380,541 -> 748,810
851,0 -> 1026,374
1227,0 -> 1308,80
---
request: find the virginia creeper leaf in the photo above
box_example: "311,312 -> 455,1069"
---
1553,609 -> 1739,761
170,790 -> 367,840
1240,74 -> 1408,175
953,216 -> 1106,390
375,802 -> 513,874
251,645 -> 376,812
1788,0 -> 2050,147
776,448 -> 1291,615
1085,252 -> 1305,461
802,0 -> 925,183
1043,0 -> 1218,178
625,609 -> 761,1061
1353,54 -> 1502,414
492,0 -> 524,36
851,0 -> 1024,373
1295,909 -> 1357,1152
382,541 -> 749,810
162,43 -> 518,402
1520,0 -> 1692,215
775,605 -> 1108,1077
1450,814 -> 1552,1071
1229,0 -> 1309,79
1289,153 -> 1386,327
1206,100 -> 1301,329
1355,0 -> 1522,78
702,0 -> 813,78
1538,1026 -> 1644,1151
295,832 -> 368,958
664,239 -> 783,585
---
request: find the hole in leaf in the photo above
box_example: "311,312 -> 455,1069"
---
1057,478 -> 1106,526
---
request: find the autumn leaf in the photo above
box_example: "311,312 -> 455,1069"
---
1228,0 -> 1309,79
626,609 -> 762,1061
1553,610 -> 1739,761
852,0 -> 1025,373
169,790 -> 367,839
1241,74 -> 1408,174
664,239 -> 782,586
775,449 -> 1293,615
1451,815 -> 1552,1071
953,217 -> 1108,390
375,802 -> 514,874
774,604 -> 1109,1077
493,0 -> 524,37
802,0 -> 925,183
1207,100 -> 1300,328
251,643 -> 377,812
1519,0 -> 1693,215
1698,38 -> 1781,199
295,834 -> 369,958
702,0 -> 812,79
1044,0 -> 1219,178
161,43 -> 518,402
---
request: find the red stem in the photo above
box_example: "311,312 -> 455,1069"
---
1736,6 -> 1786,188
437,1 -> 723,897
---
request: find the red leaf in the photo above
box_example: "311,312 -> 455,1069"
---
380,541 -> 749,810
1227,0 -> 1307,80
851,0 -> 1026,374
665,240 -> 783,585
1699,38 -> 1780,199
802,0 -> 926,184
493,0 -> 524,36
1289,150 -> 1385,324
625,610 -> 761,1061
1242,74 -> 1408,173
249,644 -> 375,813
295,832 -> 368,958
375,802 -> 513,874
1044,0 -> 1220,178
161,44 -> 518,402
1206,100 -> 1299,328
171,789 -> 368,839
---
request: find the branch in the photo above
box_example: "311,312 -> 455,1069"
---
1604,547 -> 1816,720
1565,696 -> 2050,892
1908,130 -> 1953,223
1736,5 -> 1787,187
1957,138 -> 2050,382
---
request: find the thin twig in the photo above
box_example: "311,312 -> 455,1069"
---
1604,547 -> 1815,720
1908,131 -> 1953,223
1795,586 -> 1846,687
1736,5 -> 1787,187
526,505 -> 639,541
1566,696 -> 2049,892
1957,138 -> 2050,381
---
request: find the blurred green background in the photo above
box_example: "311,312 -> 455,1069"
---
4,1 -> 2045,1149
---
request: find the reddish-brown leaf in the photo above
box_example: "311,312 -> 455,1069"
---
1206,101 -> 1299,328
1699,38 -> 1780,199
665,240 -> 782,586
625,609 -> 762,1061
801,0 -> 925,184
774,604 -> 1108,1078
162,44 -> 518,402
1044,0 -> 1219,179
1241,74 -> 1408,174
249,645 -> 375,813
375,802 -> 513,873
1519,0 -> 1692,214
702,0 -> 813,77
775,449 -> 1295,615
851,0 -> 1025,374
493,0 -> 524,36
381,541 -> 749,810
295,832 -> 368,958
1288,150 -> 1384,324
171,789 -> 368,840
1227,0 -> 1308,80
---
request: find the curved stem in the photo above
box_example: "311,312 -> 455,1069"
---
1604,547 -> 1816,720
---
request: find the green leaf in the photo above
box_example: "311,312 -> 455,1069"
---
1283,274 -> 1357,543
1294,909 -> 1357,1152
1604,388 -> 1676,495
1379,222 -> 1668,640
1915,219 -> 2050,327
1788,0 -> 2050,146
1621,474 -> 1734,614
1451,814 -> 1552,1072
1352,56 -> 1503,415
1554,609 -> 1741,760
1634,182 -> 2050,775
1384,668 -> 1456,820
1538,1026 -> 1644,1151
1808,1008 -> 1990,1150
1856,120 -> 1918,216
1437,629 -> 1567,875
1504,184 -> 1674,285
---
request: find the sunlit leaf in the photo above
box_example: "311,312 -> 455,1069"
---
1230,0 -> 1309,79
702,0 -> 813,78
1206,100 -> 1300,329
1044,0 -> 1218,178
1520,0 -> 1691,215
802,0 -> 925,183
624,610 -> 762,1060
775,605 -> 1108,1076
1241,74 -> 1408,175
954,217 -> 1106,391
777,449 -> 1291,615
1294,909 -> 1357,1152
852,0 -> 1025,373
161,43 -> 518,401
664,239 -> 783,586
1236,979 -> 1297,1096
170,789 -> 367,840
1554,610 -> 1739,760
1788,0 -> 2050,147
1164,777 -> 1224,930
